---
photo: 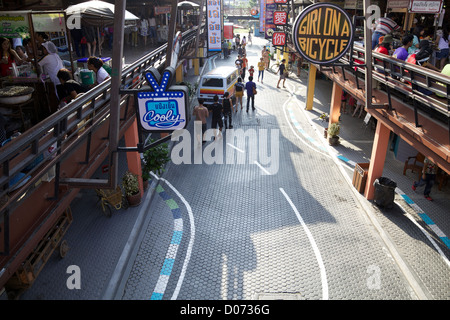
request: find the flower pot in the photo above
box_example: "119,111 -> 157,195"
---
126,191 -> 141,207
324,128 -> 328,139
328,136 -> 340,146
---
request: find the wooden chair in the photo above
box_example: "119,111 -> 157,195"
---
403,152 -> 424,181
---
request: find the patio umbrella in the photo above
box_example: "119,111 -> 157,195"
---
66,0 -> 139,56
65,0 -> 139,27
177,1 -> 200,8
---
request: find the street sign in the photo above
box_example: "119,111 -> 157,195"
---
135,67 -> 188,133
273,11 -> 288,26
272,32 -> 286,46
292,3 -> 354,65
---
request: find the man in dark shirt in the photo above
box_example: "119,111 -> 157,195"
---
245,76 -> 256,112
209,95 -> 223,140
56,68 -> 87,106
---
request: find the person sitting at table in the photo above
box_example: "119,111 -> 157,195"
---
22,38 -> 35,63
38,41 -> 64,98
87,56 -> 110,86
0,37 -> 24,77
56,68 -> 87,107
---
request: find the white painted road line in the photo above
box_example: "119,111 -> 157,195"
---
280,188 -> 329,300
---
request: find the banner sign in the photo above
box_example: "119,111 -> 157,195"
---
265,2 -> 276,39
292,3 -> 354,65
260,0 -> 266,33
272,32 -> 286,46
135,67 -> 188,132
0,11 -> 30,38
409,0 -> 443,13
274,0 -> 288,3
273,11 -> 288,26
155,6 -> 172,15
387,0 -> 410,8
207,0 -> 222,52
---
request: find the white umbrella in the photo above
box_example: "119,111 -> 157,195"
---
178,1 -> 200,8
65,0 -> 139,26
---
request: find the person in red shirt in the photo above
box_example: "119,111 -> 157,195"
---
0,37 -> 23,77
374,34 -> 393,55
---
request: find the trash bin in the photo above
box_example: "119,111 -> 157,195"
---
373,177 -> 397,209
352,163 -> 369,193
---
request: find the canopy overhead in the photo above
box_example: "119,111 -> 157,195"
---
65,0 -> 139,26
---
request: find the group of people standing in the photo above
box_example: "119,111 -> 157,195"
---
138,15 -> 157,47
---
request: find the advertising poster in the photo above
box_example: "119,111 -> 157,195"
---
265,0 -> 276,39
207,0 -> 222,52
0,11 -> 30,38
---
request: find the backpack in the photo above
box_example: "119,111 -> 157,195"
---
235,82 -> 244,92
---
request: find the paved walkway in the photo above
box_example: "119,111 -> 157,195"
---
15,35 -> 450,301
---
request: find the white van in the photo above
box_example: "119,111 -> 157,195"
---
197,66 -> 239,105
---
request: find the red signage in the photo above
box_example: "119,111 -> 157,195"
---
273,11 -> 288,26
272,32 -> 286,46
274,0 -> 288,3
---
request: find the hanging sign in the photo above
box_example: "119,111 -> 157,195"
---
273,11 -> 288,26
134,67 -> 188,133
292,3 -> 354,65
207,0 -> 222,52
0,11 -> 30,38
274,0 -> 288,3
272,32 -> 286,46
409,0 -> 443,13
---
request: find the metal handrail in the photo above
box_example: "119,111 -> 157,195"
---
0,26 -> 205,212
343,44 -> 450,117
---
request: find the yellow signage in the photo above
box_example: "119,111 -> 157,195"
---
293,3 -> 353,65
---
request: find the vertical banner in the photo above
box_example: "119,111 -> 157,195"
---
260,0 -> 266,33
265,0 -> 276,39
0,11 -> 30,38
207,0 -> 222,52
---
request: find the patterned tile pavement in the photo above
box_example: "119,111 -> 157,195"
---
12,34 -> 450,301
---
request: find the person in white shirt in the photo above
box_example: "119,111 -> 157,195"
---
87,56 -> 110,86
139,16 -> 149,46
148,14 -> 157,45
435,28 -> 449,70
38,41 -> 64,99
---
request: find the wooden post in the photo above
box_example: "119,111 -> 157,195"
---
364,121 -> 391,200
328,82 -> 342,125
305,64 -> 317,110
124,119 -> 144,196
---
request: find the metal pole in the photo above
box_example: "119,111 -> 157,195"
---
364,0 -> 372,109
108,0 -> 127,188
166,0 -> 180,68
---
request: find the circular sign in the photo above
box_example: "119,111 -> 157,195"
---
266,28 -> 274,37
292,3 -> 353,65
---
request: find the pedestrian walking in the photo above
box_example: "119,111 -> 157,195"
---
241,54 -> 248,80
210,95 -> 223,140
193,98 -> 209,144
234,77 -> 245,111
263,49 -> 270,70
235,55 -> 243,78
276,59 -> 287,88
248,65 -> 255,80
352,100 -> 364,118
245,76 -> 256,112
412,157 -> 437,201
234,34 -> 240,50
222,92 -> 234,129
257,57 -> 265,83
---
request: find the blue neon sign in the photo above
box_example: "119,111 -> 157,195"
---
135,67 -> 188,132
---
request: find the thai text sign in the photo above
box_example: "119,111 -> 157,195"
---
292,3 -> 353,65
0,11 -> 30,38
409,0 -> 443,13
207,0 -> 222,52
136,67 -> 188,132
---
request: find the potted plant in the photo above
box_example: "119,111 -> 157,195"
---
122,171 -> 141,207
328,122 -> 340,146
142,139 -> 171,181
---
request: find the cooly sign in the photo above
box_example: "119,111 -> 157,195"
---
293,3 -> 353,65
136,67 -> 188,132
